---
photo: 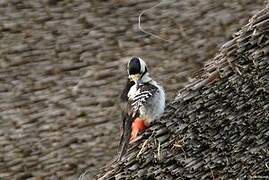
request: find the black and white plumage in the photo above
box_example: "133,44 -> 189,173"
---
118,57 -> 165,161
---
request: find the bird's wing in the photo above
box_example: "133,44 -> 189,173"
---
130,84 -> 158,116
120,78 -> 135,102
117,106 -> 137,161
118,79 -> 135,160
118,83 -> 158,160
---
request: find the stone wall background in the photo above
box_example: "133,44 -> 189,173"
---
0,0 -> 266,179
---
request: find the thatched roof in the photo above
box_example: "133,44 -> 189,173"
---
98,5 -> 269,179
0,0 -> 267,179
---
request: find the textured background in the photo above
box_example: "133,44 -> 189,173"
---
0,0 -> 266,179
98,5 -> 269,178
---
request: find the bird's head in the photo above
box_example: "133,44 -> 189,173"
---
127,57 -> 149,83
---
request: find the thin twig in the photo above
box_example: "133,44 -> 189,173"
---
136,132 -> 155,158
173,136 -> 187,160
78,169 -> 91,180
265,162 -> 269,170
138,1 -> 174,43
136,138 -> 150,158
207,165 -> 215,180
157,141 -> 162,161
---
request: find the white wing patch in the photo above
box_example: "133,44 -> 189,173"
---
130,91 -> 152,117
131,91 -> 152,105
130,89 -> 157,118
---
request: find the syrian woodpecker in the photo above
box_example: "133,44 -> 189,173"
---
118,57 -> 165,160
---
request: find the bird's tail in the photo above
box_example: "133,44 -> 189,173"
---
117,114 -> 133,161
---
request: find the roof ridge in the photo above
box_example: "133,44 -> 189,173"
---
175,5 -> 269,103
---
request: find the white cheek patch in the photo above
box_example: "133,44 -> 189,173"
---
138,58 -> 146,73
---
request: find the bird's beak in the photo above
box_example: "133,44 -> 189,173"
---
129,74 -> 141,82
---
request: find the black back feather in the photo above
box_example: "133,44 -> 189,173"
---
118,82 -> 158,161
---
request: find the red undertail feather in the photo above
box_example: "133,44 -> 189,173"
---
131,118 -> 147,141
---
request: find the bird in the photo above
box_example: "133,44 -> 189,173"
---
118,57 -> 165,161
